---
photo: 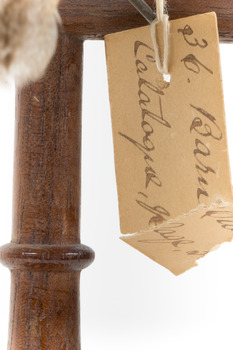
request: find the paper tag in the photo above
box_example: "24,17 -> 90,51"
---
105,12 -> 233,275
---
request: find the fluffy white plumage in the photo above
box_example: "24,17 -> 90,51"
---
0,0 -> 60,85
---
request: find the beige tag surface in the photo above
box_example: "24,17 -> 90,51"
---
105,12 -> 233,275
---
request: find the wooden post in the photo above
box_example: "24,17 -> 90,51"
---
0,32 -> 94,349
1,0 -> 233,349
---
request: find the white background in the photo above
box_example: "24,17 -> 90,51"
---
0,41 -> 233,349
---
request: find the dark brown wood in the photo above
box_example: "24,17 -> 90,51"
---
8,271 -> 81,349
0,31 -> 94,349
0,243 -> 93,272
0,0 -> 233,349
12,34 -> 83,247
59,0 -> 233,42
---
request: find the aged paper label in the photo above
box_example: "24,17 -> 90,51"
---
105,13 -> 233,275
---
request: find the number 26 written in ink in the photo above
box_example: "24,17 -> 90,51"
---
178,24 -> 213,76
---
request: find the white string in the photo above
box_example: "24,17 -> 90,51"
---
150,0 -> 170,75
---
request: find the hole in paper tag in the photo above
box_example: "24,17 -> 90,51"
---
163,74 -> 171,82
105,12 -> 233,275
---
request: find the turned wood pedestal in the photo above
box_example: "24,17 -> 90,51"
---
0,1 -> 233,349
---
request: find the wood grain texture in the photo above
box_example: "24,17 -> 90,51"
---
8,271 -> 81,349
0,32 -> 94,349
13,34 -> 83,246
58,0 -> 233,41
0,0 -> 233,349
